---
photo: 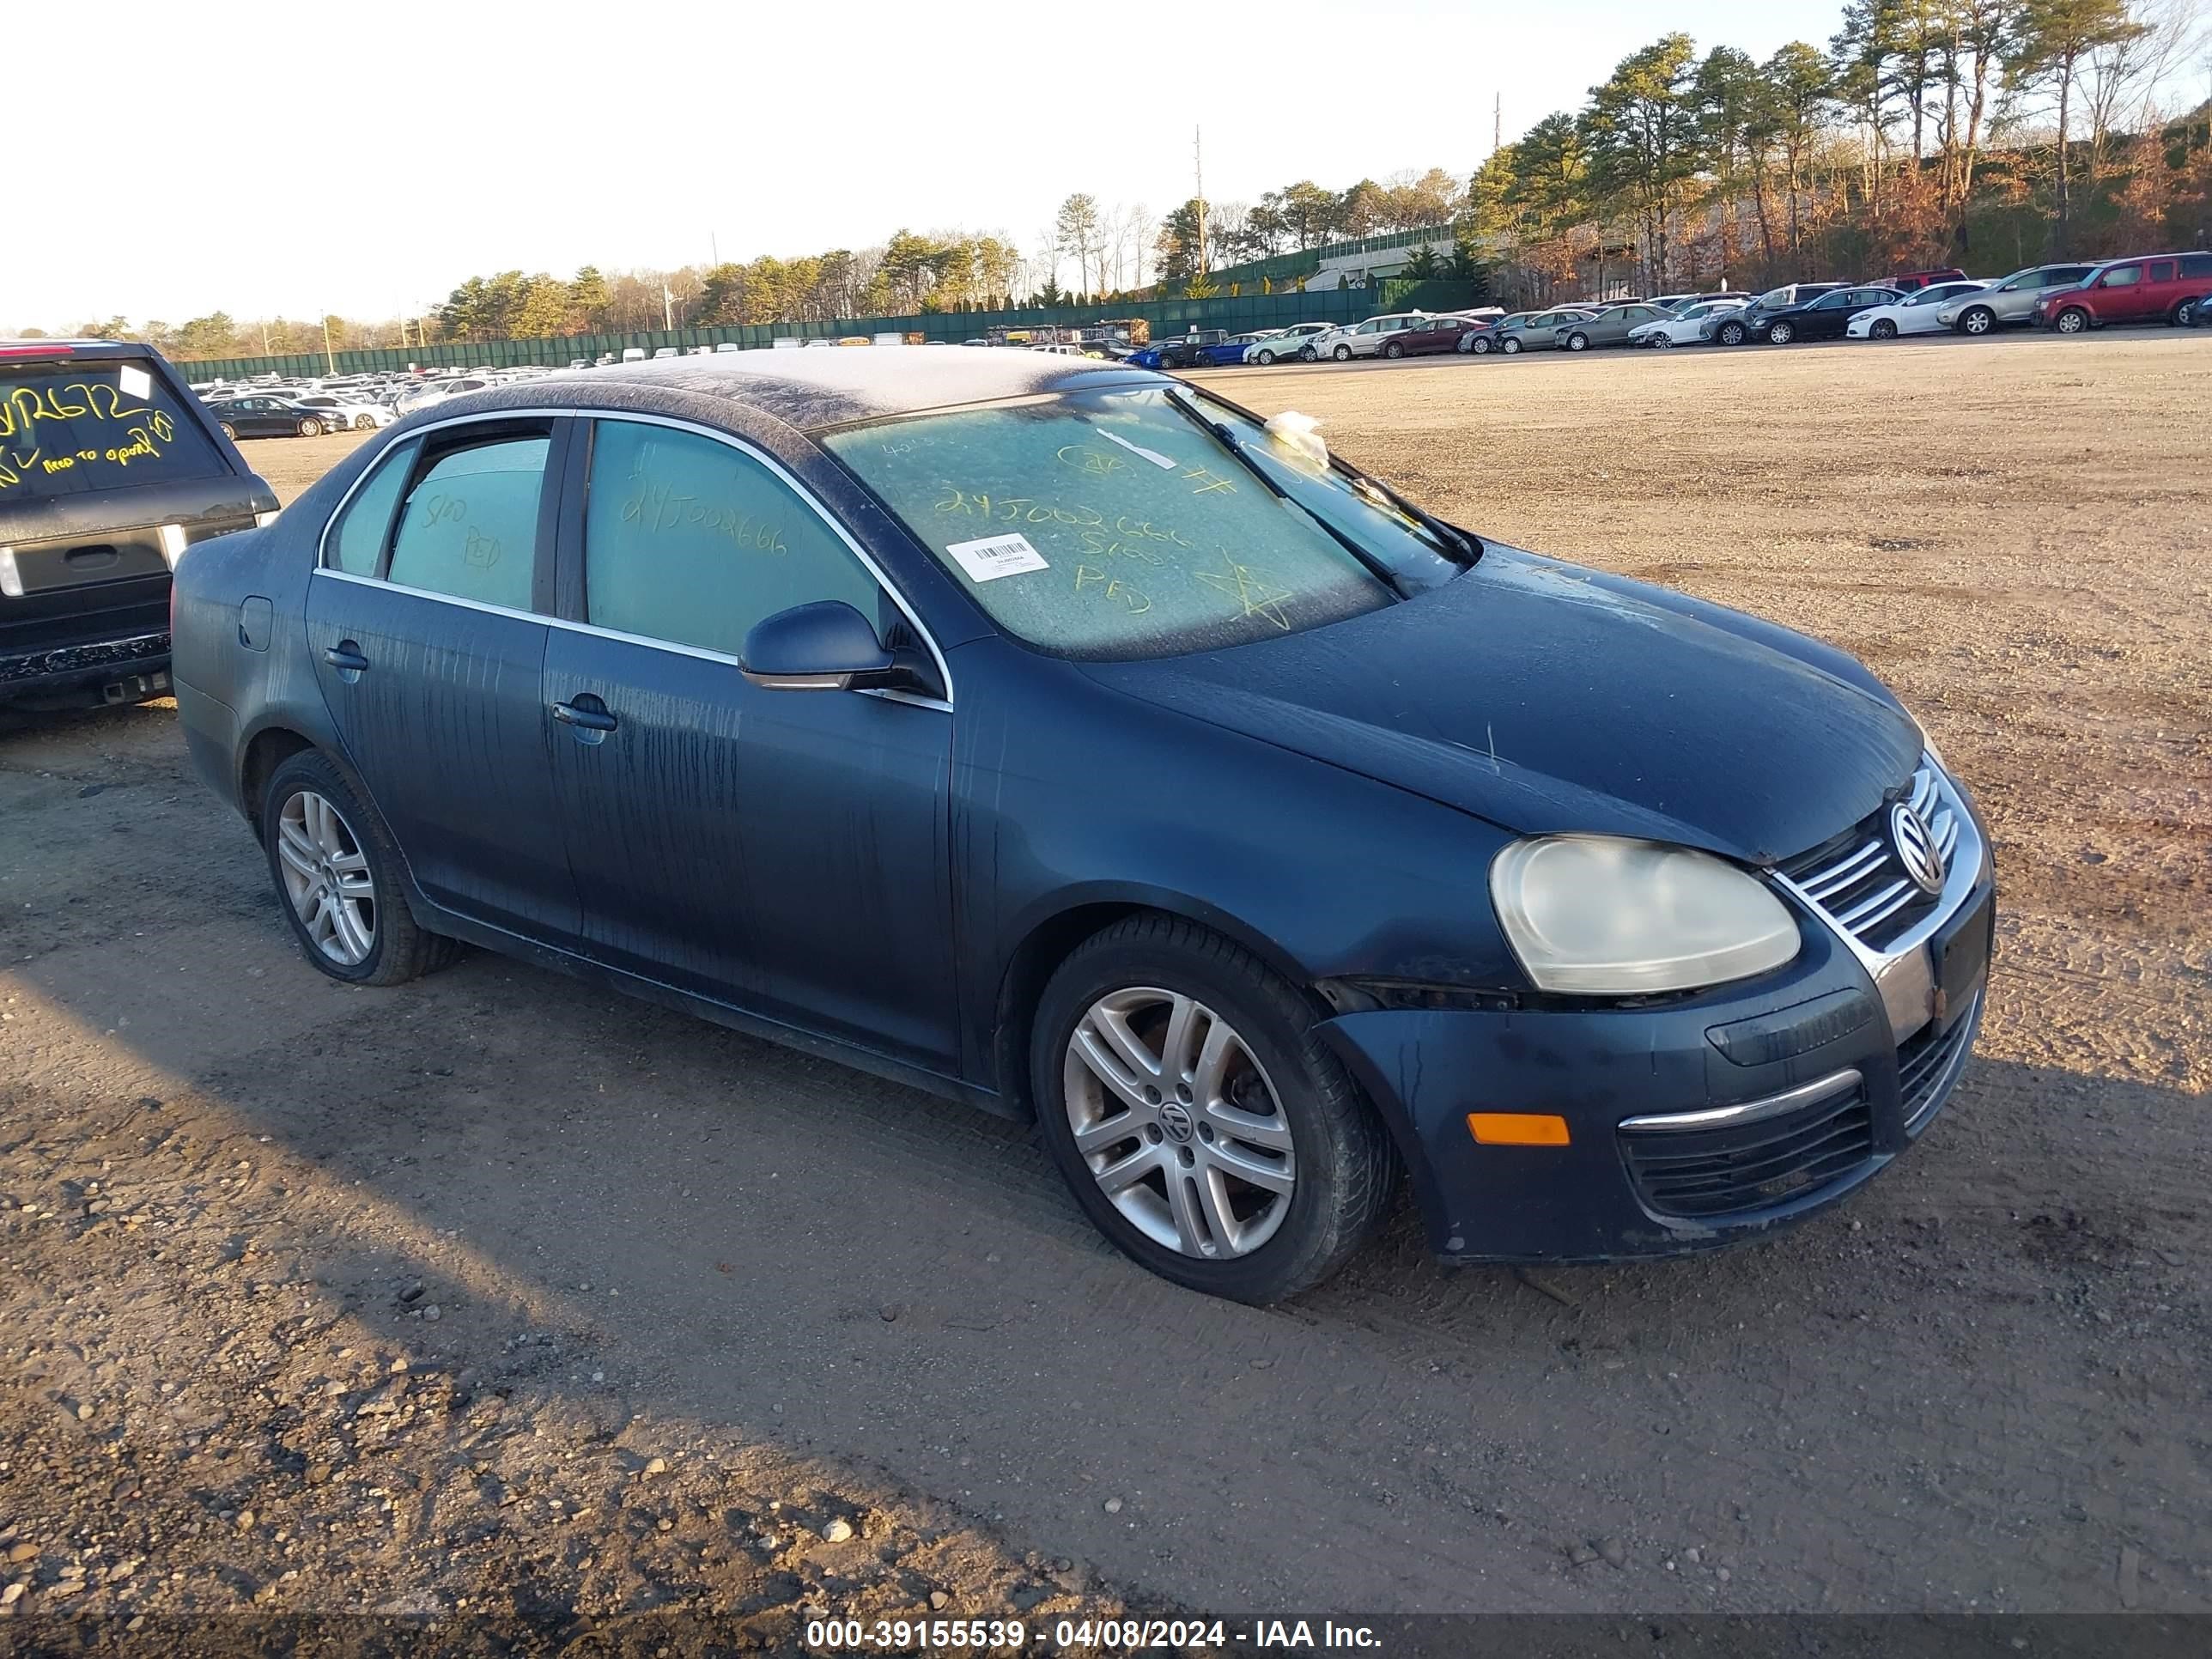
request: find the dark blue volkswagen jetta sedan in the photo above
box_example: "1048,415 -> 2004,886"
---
170,349 -> 1993,1303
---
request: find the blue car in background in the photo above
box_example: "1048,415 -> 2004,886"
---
171,348 -> 1993,1304
1130,329 -> 1244,369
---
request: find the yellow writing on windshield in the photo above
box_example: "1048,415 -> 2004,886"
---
621,482 -> 788,555
1073,563 -> 1151,613
1192,550 -> 1293,630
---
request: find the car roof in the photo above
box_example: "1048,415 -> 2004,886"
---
419,344 -> 1156,434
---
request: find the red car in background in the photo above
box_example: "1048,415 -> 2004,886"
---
1887,267 -> 1968,292
1384,313 -> 1492,357
2035,252 -> 2212,332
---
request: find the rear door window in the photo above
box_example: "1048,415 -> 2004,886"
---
0,357 -> 230,503
385,430 -> 550,611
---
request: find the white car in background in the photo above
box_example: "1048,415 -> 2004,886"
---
394,376 -> 494,416
1304,312 -> 1429,362
1845,280 -> 1990,340
1243,323 -> 1333,364
288,393 -> 394,431
1628,298 -> 1747,348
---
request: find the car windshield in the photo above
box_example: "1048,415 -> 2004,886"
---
1,357 -> 231,503
824,386 -> 1466,661
1907,287 -> 1960,306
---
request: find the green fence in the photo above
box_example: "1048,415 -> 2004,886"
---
175,289 -> 1382,382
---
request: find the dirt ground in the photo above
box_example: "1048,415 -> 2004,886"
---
2,334 -> 2207,1640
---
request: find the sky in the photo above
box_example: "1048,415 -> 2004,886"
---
14,0 -> 1897,331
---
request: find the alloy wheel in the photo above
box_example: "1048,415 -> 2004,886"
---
1062,987 -> 1296,1261
275,790 -> 376,967
1961,308 -> 1992,335
2056,309 -> 2087,334
1873,320 -> 1897,339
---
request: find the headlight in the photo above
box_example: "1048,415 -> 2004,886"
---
1490,836 -> 1801,994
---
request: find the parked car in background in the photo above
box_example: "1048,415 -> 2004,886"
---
1492,307 -> 1596,354
395,377 -> 493,416
1886,267 -> 1968,292
1,338 -> 276,710
1306,313 -> 1431,361
1130,330 -> 1235,369
1244,323 -> 1332,364
1628,298 -> 1747,347
170,349 -> 1992,1302
289,393 -> 395,430
1717,284 -> 1847,344
2033,252 -> 2212,334
1749,286 -> 1905,344
1462,312 -> 1531,354
1559,303 -> 1676,351
207,397 -> 343,440
1648,291 -> 1754,313
1934,264 -> 2098,335
1845,282 -> 1988,340
1384,314 -> 1485,357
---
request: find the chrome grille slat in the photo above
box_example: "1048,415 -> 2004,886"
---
1779,759 -> 1964,953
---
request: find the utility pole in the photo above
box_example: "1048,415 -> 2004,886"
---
1493,94 -> 1502,158
1194,125 -> 1206,276
322,313 -> 336,375
662,279 -> 675,331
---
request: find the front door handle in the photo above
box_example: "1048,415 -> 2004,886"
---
324,641 -> 369,679
550,695 -> 618,736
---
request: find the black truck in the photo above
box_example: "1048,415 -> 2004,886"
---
1,339 -> 277,709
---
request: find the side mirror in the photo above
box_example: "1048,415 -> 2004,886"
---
739,601 -> 896,693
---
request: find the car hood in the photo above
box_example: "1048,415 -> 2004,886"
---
1081,548 -> 1921,864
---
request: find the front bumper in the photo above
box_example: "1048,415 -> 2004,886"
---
1318,790 -> 1996,1263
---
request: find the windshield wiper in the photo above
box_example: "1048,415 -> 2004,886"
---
1158,389 -> 1411,594
1340,468 -> 1483,566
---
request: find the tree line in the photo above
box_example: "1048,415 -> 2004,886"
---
28,0 -> 2209,358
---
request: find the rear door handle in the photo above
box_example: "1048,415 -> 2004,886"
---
550,696 -> 617,733
324,641 -> 369,677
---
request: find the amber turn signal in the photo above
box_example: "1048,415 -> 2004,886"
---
1466,1112 -> 1571,1146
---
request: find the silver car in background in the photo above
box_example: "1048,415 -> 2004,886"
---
1936,264 -> 2097,336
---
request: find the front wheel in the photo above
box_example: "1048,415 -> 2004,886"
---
1255,349 -> 1276,365
1383,341 -> 1403,359
353,413 -> 378,429
1652,333 -> 1676,349
1468,336 -> 1492,354
1565,332 -> 1589,352
1765,321 -> 1795,345
1871,319 -> 1899,340
261,750 -> 458,988
1332,343 -> 1352,361
1500,337 -> 1522,354
1032,915 -> 1395,1303
297,417 -> 324,437
1297,345 -> 1317,362
1958,306 -> 1995,336
1717,321 -> 1747,346
2054,307 -> 2089,335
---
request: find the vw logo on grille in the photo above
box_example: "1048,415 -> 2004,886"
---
1158,1101 -> 1196,1143
1889,801 -> 1946,896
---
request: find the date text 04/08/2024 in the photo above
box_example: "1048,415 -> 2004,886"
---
803,1617 -> 1383,1650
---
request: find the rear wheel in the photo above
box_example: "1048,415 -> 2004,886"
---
353,413 -> 377,429
1468,336 -> 1492,354
1871,319 -> 1899,340
260,750 -> 457,988
1958,306 -> 1995,336
1565,332 -> 1589,352
2054,307 -> 2089,335
219,422 -> 238,441
2169,298 -> 2197,326
1766,320 -> 1796,344
1332,343 -> 1352,362
1031,915 -> 1395,1303
297,417 -> 324,437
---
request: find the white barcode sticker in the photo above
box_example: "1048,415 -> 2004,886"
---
945,532 -> 1048,583
118,364 -> 153,400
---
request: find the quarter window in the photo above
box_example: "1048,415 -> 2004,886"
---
325,439 -> 418,575
581,420 -> 882,659
385,432 -> 548,611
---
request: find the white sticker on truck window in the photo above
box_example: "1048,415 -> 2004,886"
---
118,365 -> 153,400
945,533 -> 1049,583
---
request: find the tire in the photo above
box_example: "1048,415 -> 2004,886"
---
1255,349 -> 1276,365
1871,319 -> 1898,340
260,750 -> 459,988
1332,343 -> 1352,361
297,417 -> 324,437
353,413 -> 377,430
1958,306 -> 1995,336
1500,337 -> 1522,354
1765,320 -> 1795,345
1468,336 -> 1492,355
1652,333 -> 1675,349
1565,332 -> 1589,352
2054,307 -> 2089,335
1297,346 -> 1317,362
1030,915 -> 1395,1303
219,422 -> 238,441
2168,299 -> 2197,326
1383,340 -> 1403,358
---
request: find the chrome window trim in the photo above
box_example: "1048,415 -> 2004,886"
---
1620,1068 -> 1863,1133
310,405 -> 954,709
